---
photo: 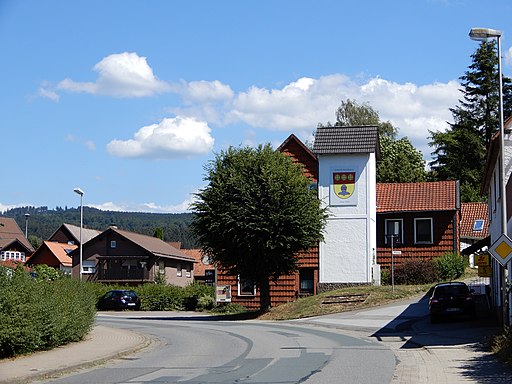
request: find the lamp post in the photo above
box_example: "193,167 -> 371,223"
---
74,188 -> 84,281
470,27 -> 508,324
24,213 -> 29,238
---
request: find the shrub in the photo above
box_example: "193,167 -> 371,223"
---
393,259 -> 438,285
435,252 -> 465,281
0,266 -> 96,358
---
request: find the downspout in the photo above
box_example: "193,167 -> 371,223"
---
454,180 -> 461,252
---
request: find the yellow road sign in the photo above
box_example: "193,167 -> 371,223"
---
489,234 -> 512,266
474,254 -> 490,267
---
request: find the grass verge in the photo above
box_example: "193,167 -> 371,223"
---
258,284 -> 431,321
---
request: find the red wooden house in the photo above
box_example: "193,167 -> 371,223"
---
376,181 -> 461,268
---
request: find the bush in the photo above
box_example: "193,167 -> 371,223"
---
393,259 -> 438,285
435,252 -> 465,281
0,266 -> 96,358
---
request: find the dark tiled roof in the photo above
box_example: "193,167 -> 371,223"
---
376,181 -> 459,212
460,202 -> 489,239
313,126 -> 380,156
111,227 -> 196,262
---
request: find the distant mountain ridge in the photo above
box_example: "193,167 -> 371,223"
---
1,206 -> 198,249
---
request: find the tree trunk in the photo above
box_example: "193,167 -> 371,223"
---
259,278 -> 271,312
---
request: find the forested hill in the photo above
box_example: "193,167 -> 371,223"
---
1,206 -> 198,249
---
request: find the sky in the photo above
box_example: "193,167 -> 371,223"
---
2,0 -> 512,214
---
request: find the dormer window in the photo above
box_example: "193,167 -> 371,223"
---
110,240 -> 117,248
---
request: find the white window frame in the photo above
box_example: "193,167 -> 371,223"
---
177,263 -> 182,277
82,260 -> 96,274
110,240 -> 117,248
414,218 -> 433,244
473,219 -> 485,232
238,276 -> 256,296
384,219 -> 403,245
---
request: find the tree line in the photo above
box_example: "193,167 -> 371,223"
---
1,206 -> 198,249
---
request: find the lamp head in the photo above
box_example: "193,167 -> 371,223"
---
73,188 -> 84,196
469,27 -> 502,41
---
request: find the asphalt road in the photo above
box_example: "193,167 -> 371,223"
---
37,316 -> 396,384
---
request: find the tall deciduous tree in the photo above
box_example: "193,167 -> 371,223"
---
429,41 -> 512,202
321,99 -> 426,182
191,144 -> 327,312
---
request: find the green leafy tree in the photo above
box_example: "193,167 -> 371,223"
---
153,227 -> 164,240
320,99 -> 397,138
377,136 -> 426,183
320,99 -> 426,182
191,144 -> 327,311
429,41 -> 512,201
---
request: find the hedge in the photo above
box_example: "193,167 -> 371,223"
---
0,266 -> 96,358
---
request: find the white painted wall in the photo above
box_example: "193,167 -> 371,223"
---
317,153 -> 377,283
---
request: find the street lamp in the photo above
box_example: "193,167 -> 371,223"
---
470,27 -> 507,324
24,213 -> 29,238
74,188 -> 84,281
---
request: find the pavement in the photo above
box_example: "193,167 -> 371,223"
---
1,284 -> 512,384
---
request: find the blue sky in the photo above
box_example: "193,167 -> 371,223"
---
2,0 -> 512,213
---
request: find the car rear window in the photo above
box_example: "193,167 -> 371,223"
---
124,291 -> 138,298
435,285 -> 469,296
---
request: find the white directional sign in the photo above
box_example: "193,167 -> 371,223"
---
488,234 -> 512,266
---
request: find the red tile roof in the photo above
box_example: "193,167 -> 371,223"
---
44,241 -> 77,267
181,249 -> 209,276
376,181 -> 459,212
460,202 -> 489,239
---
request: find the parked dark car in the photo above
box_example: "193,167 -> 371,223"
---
429,282 -> 475,323
97,290 -> 141,311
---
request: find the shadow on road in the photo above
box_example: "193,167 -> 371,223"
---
371,292 -> 512,381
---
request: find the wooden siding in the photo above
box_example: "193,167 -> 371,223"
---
216,267 -> 317,310
376,210 -> 460,268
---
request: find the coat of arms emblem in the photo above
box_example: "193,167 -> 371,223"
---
333,171 -> 355,199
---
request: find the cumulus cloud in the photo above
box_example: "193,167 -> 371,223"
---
45,52 -> 172,98
106,116 -> 214,159
224,75 -> 460,159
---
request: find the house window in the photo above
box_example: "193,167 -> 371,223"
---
385,219 -> 403,245
238,276 -> 256,296
473,220 -> 485,232
299,269 -> 314,294
82,260 -> 96,274
110,240 -> 117,248
185,264 -> 191,278
177,263 -> 182,277
159,260 -> 165,272
414,218 -> 433,244
0,251 -> 6,261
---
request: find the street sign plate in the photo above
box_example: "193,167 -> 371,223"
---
475,254 -> 490,267
489,234 -> 512,266
478,265 -> 492,277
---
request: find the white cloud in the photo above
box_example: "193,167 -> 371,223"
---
223,75 -> 459,160
505,47 -> 512,67
106,116 -> 214,159
53,52 -> 171,98
180,80 -> 234,104
228,75 -> 356,131
90,195 -> 196,213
